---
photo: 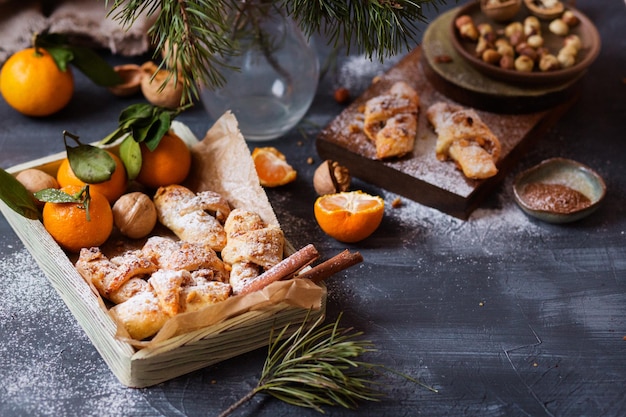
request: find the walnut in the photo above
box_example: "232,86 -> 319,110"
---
313,160 -> 351,196
15,168 -> 59,206
140,61 -> 184,109
112,192 -> 158,239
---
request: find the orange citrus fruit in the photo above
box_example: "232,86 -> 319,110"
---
314,191 -> 385,243
0,47 -> 74,117
136,132 -> 191,189
42,185 -> 114,253
252,147 -> 297,187
56,151 -> 127,204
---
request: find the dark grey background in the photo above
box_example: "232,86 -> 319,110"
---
1,1 -> 625,416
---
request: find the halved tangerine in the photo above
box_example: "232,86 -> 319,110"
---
314,190 -> 385,243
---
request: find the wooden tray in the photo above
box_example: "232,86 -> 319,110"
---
316,43 -> 576,219
2,118 -> 326,388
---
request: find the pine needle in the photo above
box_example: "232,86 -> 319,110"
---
218,311 -> 435,416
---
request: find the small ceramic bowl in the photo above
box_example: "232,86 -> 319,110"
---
481,0 -> 523,22
513,157 -> 606,223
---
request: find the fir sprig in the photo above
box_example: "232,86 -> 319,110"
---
104,0 -> 450,104
219,312 -> 435,416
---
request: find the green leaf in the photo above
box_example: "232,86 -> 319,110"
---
68,45 -> 123,86
119,136 -> 142,180
41,45 -> 74,72
34,188 -> 82,204
67,144 -> 117,184
0,169 -> 41,220
35,32 -> 121,86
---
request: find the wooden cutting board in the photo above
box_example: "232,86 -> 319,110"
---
316,10 -> 578,219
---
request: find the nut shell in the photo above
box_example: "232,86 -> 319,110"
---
108,64 -> 143,97
15,169 -> 59,206
313,160 -> 351,196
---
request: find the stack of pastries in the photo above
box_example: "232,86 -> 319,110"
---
76,184 -> 285,341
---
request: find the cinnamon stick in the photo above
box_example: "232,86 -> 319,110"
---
297,250 -> 363,283
238,244 -> 320,295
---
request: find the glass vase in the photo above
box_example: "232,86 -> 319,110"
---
199,6 -> 319,141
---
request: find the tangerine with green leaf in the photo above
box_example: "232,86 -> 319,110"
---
42,185 -> 113,253
0,47 -> 74,116
56,151 -> 127,204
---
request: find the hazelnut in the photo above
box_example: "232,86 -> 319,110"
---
549,18 -> 569,36
504,22 -> 523,39
334,87 -> 351,104
539,54 -> 561,72
500,54 -> 515,70
112,192 -> 157,239
140,61 -> 184,109
527,34 -> 544,49
15,168 -> 59,206
564,34 -> 582,52
557,49 -> 577,68
515,55 -> 535,72
313,160 -> 351,196
523,16 -> 541,37
482,49 -> 502,65
562,10 -> 579,27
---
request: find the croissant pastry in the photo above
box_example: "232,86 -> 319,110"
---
426,102 -> 501,179
153,185 -> 231,252
363,81 -> 420,159
221,209 -> 284,294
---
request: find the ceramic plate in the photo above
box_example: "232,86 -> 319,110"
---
450,2 -> 600,86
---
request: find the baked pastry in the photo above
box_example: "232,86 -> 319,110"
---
75,247 -> 157,300
153,185 -> 230,251
180,271 -> 232,313
221,208 -> 284,294
363,81 -> 420,159
141,236 -> 229,283
109,291 -> 169,341
426,102 -> 501,179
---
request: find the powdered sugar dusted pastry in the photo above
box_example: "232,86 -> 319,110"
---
109,291 -> 169,340
142,236 -> 229,282
426,102 -> 501,179
221,208 -> 284,294
180,271 -> 232,313
75,247 -> 157,300
363,81 -> 420,159
153,185 -> 230,251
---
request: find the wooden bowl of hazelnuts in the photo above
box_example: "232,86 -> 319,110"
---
450,1 -> 600,86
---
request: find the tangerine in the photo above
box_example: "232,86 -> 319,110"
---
314,191 -> 385,243
252,147 -> 297,187
135,132 -> 191,189
0,47 -> 74,117
57,151 -> 127,204
42,185 -> 114,253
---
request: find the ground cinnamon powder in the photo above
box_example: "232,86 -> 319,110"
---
521,183 -> 592,213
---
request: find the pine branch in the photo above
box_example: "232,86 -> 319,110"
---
104,0 -> 450,103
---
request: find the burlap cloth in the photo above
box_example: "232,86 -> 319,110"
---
0,0 -> 155,63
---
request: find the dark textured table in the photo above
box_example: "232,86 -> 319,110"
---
1,2 -> 625,416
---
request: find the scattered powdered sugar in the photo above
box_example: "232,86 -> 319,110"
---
381,174 -> 546,255
0,248 -> 146,416
335,54 -> 402,93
